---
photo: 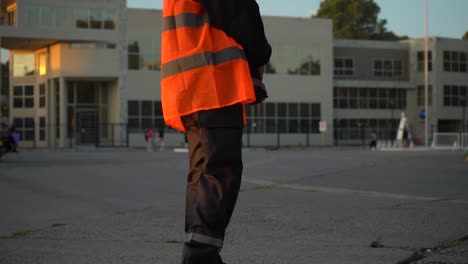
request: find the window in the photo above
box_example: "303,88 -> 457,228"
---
69,42 -> 116,49
76,82 -> 97,104
13,86 -> 23,108
128,101 -> 140,132
333,87 -> 406,110
39,53 -> 46,75
444,85 -> 467,107
13,85 -> 34,108
25,6 -> 40,26
55,7 -> 69,28
394,60 -> 402,76
374,60 -> 383,77
141,101 -> 153,130
378,89 -> 388,109
397,89 -> 406,109
244,102 -> 321,134
128,41 -> 140,70
75,8 -> 115,30
444,51 -> 467,73
39,117 -> 46,141
288,103 -> 298,133
127,37 -> 161,71
266,44 -> 321,76
334,57 -> 354,77
373,59 -> 402,78
55,81 -> 60,139
39,84 -> 46,108
75,8 -> 89,28
102,9 -> 116,29
417,51 -> 432,72
369,89 -> 378,109
7,3 -> 17,26
288,56 -> 321,76
127,100 -> 170,133
349,88 -> 358,109
90,9 -> 103,29
13,54 -> 35,77
154,101 -> 165,129
417,85 -> 433,107
334,118 -> 399,141
359,88 -> 368,108
23,6 -> 67,28
26,6 -> 57,27
40,7 -> 55,27
337,87 -> 348,108
13,118 -> 35,141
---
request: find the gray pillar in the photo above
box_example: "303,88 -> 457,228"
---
0,37 -> 2,119
118,0 -> 128,147
59,77 -> 66,148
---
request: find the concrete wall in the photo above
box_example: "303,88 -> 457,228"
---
59,44 -> 120,78
253,16 -> 334,145
126,11 -> 335,146
0,0 -> 119,45
433,38 -> 468,121
126,9 -> 161,101
334,46 -> 410,81
332,40 -> 414,143
407,37 -> 468,139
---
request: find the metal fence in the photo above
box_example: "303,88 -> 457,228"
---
68,123 -> 129,148
11,123 -> 130,149
15,121 -> 464,149
334,127 -> 400,146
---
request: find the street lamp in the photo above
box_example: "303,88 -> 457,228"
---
424,0 -> 429,148
461,94 -> 466,134
389,100 -> 396,144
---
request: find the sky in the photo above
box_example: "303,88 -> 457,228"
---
1,0 -> 467,62
127,0 -> 468,39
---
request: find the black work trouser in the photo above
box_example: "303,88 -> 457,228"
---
181,104 -> 244,264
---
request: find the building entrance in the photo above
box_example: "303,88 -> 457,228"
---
76,110 -> 98,145
67,81 -> 109,146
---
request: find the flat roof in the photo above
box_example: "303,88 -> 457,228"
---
334,39 -> 409,50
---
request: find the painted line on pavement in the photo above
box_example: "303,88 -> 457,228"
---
242,177 -> 468,205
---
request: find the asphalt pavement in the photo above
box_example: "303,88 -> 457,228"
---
0,148 -> 467,263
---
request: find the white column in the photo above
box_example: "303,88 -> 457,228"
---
424,0 -> 429,148
59,77 -> 66,148
0,37 -> 2,119
118,0 -> 128,147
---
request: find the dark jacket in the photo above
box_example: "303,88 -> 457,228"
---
197,0 -> 272,79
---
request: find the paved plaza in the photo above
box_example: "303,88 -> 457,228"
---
0,148 -> 467,263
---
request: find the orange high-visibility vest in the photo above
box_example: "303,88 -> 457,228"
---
161,0 -> 255,132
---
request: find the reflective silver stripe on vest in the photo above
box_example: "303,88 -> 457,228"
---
187,233 -> 223,248
161,46 -> 247,78
163,13 -> 209,31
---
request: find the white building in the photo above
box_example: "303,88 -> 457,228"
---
0,0 -> 467,148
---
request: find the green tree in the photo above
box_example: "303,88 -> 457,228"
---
463,31 -> 468,40
315,0 -> 406,41
1,61 -> 9,117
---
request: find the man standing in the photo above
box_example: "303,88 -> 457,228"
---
161,0 -> 271,263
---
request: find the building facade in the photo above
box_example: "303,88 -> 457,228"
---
1,0 -> 467,148
1,0 -> 127,148
333,39 -> 412,144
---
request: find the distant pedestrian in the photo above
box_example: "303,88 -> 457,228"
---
157,125 -> 165,151
8,125 -> 19,153
403,128 -> 409,148
145,128 -> 153,152
370,130 -> 377,150
12,132 -> 20,152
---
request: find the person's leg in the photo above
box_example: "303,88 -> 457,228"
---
181,106 -> 243,264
